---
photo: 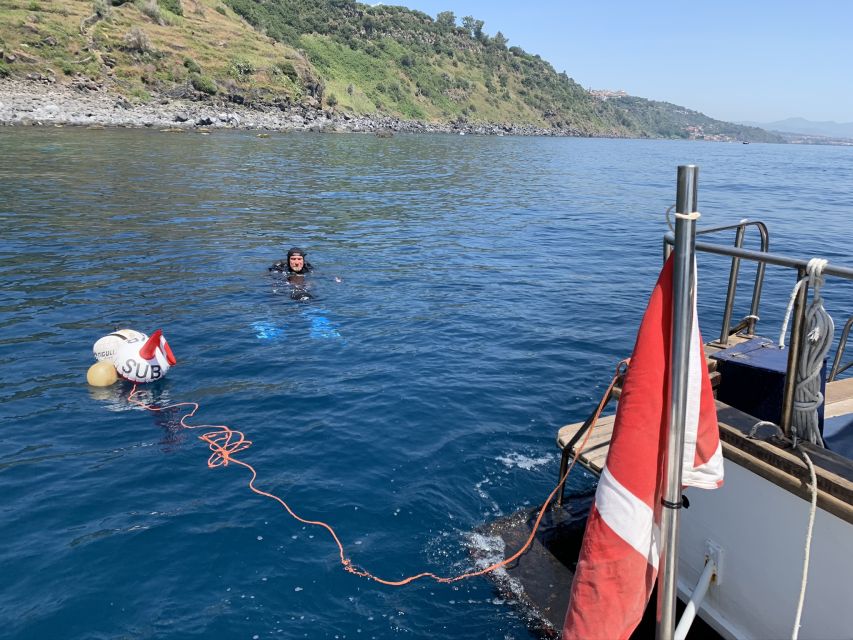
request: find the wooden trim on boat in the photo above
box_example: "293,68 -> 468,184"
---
826,377 -> 853,418
556,399 -> 853,526
716,402 -> 853,525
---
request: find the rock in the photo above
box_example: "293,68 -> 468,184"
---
15,50 -> 39,64
4,52 -> 16,63
196,116 -> 214,126
174,112 -> 189,122
42,36 -> 57,47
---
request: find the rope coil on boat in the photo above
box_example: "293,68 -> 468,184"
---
778,258 -> 834,446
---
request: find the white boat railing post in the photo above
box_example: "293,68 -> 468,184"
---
657,165 -> 700,640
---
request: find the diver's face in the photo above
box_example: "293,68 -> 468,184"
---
289,255 -> 304,272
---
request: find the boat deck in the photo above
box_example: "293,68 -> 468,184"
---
556,377 -> 853,524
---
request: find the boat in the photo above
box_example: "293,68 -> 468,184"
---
478,165 -> 853,639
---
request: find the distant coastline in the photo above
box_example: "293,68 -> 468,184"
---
0,78 -> 608,137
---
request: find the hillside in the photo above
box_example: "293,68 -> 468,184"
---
0,0 -> 783,141
740,117 -> 853,139
0,0 -> 316,106
611,96 -> 783,143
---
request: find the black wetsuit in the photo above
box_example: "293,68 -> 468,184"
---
269,261 -> 314,300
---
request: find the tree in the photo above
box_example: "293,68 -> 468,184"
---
436,11 -> 455,29
493,31 -> 508,48
462,15 -> 484,40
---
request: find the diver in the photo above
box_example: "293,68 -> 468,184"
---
269,247 -> 313,274
269,247 -> 314,301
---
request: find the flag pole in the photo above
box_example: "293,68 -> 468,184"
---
656,165 -> 700,640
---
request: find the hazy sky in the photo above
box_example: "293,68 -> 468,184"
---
399,0 -> 852,123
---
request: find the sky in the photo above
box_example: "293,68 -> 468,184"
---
397,0 -> 853,123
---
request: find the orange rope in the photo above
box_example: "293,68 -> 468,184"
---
126,365 -> 620,586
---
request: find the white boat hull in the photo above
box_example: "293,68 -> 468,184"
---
679,460 -> 853,639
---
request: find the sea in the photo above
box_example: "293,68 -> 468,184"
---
1,128 -> 852,640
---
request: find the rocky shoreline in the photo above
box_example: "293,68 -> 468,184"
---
0,78 -> 583,137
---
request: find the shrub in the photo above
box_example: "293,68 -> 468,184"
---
183,57 -> 200,73
129,86 -> 151,101
271,60 -> 298,80
139,0 -> 164,25
158,0 -> 182,16
326,93 -> 337,107
215,4 -> 226,15
0,61 -> 9,78
124,27 -> 152,52
190,72 -> 217,94
93,0 -> 111,19
228,58 -> 255,77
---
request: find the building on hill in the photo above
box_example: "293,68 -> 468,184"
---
589,89 -> 628,100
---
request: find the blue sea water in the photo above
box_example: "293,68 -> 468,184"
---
1,128 -> 852,640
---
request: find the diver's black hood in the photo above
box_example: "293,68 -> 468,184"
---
284,247 -> 312,273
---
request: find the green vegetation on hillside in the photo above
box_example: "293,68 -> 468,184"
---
612,96 -> 784,143
0,0 -> 785,141
0,0 -> 313,104
224,0 -> 630,133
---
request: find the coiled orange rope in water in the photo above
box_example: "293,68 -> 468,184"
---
127,366 -> 619,586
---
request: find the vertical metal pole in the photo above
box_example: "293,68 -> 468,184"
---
718,224 -> 746,345
657,165 -> 700,640
747,224 -> 770,336
781,267 -> 808,436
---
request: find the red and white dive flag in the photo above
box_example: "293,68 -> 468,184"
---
562,255 -> 724,640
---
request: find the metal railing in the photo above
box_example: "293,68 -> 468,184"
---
664,232 -> 853,433
665,220 -> 770,346
830,314 -> 853,381
697,220 -> 769,345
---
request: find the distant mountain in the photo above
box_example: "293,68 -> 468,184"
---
740,118 -> 853,139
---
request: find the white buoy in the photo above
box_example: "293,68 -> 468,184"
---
114,329 -> 176,383
93,329 -> 148,362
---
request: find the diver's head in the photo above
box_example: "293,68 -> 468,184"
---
287,247 -> 306,273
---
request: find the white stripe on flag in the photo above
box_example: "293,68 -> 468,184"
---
684,441 -> 725,488
596,465 -> 661,569
681,279 -> 703,483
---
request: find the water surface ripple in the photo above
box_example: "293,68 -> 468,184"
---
1,129 -> 851,639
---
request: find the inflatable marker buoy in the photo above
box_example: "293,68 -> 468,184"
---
87,360 -> 118,387
114,329 -> 176,383
93,329 -> 148,362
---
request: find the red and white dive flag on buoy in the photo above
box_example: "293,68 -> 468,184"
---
562,255 -> 724,640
